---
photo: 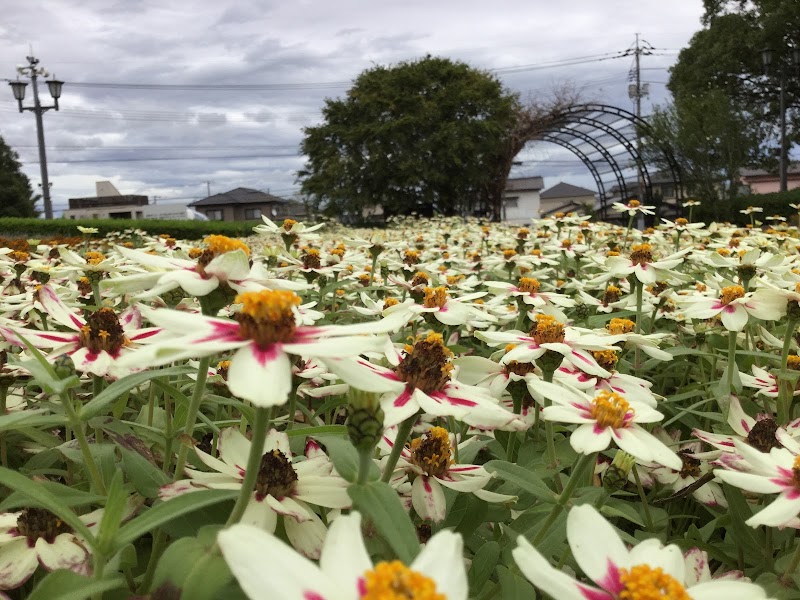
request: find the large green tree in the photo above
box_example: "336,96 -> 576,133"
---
298,56 -> 519,219
669,0 -> 800,168
0,137 -> 40,218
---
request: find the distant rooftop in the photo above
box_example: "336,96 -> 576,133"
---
505,176 -> 544,192
189,187 -> 296,207
540,182 -> 596,199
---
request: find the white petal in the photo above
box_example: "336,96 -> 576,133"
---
218,524 -> 339,599
283,505 -> 328,559
690,580 -> 769,599
412,530 -> 468,600
512,536 -> 604,600
35,534 -> 91,575
567,505 -> 628,591
0,538 -> 38,589
319,513 -> 371,595
570,423 -> 612,454
227,344 -> 293,407
412,476 -> 446,522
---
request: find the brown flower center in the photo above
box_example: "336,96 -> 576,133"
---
746,418 -> 781,452
530,314 -> 565,345
302,248 -> 321,270
592,350 -> 619,372
234,290 -> 300,347
629,243 -> 653,266
254,449 -> 298,500
17,508 -> 71,544
422,287 -> 448,309
678,450 -> 701,478
603,285 -> 621,305
79,308 -> 128,355
395,332 -> 453,394
409,427 -> 452,479
410,272 -> 430,288
282,219 -> 298,232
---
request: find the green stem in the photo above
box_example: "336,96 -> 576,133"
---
173,356 -> 211,479
532,452 -> 594,544
61,391 -> 106,495
778,318 -> 797,423
0,386 -> 7,467
357,449 -> 374,485
368,252 -> 380,287
632,465 -> 654,531
286,387 -> 298,431
137,529 -> 167,594
780,537 -> 800,587
726,330 -> 738,398
226,406 -> 272,525
381,414 -> 417,483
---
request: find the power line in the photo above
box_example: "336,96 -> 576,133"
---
21,152 -> 302,165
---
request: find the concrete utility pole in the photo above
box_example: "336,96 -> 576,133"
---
627,35 -> 652,208
8,55 -> 64,220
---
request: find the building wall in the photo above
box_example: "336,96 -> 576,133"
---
503,190 -> 540,224
539,194 -> 595,216
744,178 -> 800,195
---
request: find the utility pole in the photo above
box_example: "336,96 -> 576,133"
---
627,35 -> 653,210
8,55 -> 64,219
204,180 -> 213,197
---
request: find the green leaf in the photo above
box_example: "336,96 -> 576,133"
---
483,460 -> 556,502
80,365 -> 194,421
96,471 -> 127,553
120,446 -> 170,498
349,481 -> 419,563
316,434 -> 378,483
469,540 -> 501,591
0,466 -> 94,546
114,489 -> 237,550
152,526 -> 234,600
28,571 -> 126,600
0,482 -> 103,512
497,565 -> 535,600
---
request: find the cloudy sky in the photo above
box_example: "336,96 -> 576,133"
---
0,0 -> 705,215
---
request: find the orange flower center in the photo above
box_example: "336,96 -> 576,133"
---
423,287 -> 448,309
234,290 -> 300,346
618,564 -> 689,600
629,243 -> 652,266
530,314 -> 565,345
719,285 -> 745,305
607,318 -> 635,335
84,251 -> 106,266
361,561 -> 444,600
628,199 -> 641,208
590,391 -> 632,429
517,277 -> 540,294
592,349 -> 619,371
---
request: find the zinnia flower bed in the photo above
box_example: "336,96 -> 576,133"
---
0,210 -> 797,599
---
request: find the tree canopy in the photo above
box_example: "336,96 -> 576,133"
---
0,137 -> 39,218
298,56 -> 519,219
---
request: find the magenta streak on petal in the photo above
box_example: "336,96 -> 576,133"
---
393,386 -> 414,408
597,559 -> 624,594
769,477 -> 791,489
449,466 -> 479,472
787,488 -> 800,499
422,476 -> 432,493
35,333 -> 78,343
741,419 -> 750,433
723,305 -> 736,313
357,578 -> 367,596
304,592 -> 327,600
129,329 -> 161,341
777,466 -> 793,479
431,391 -> 477,407
571,351 -> 592,365
195,320 -> 244,344
251,344 -> 280,367
594,422 -> 607,434
578,583 -> 613,600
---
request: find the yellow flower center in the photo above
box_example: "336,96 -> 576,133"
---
404,250 -> 421,266
788,355 -> 800,370
719,285 -> 745,305
675,218 -> 688,226
561,239 -> 572,249
411,272 -> 430,288
607,318 -> 635,335
282,218 -> 298,232
629,243 -> 652,266
423,287 -> 448,309
409,427 -> 453,479
619,564 -> 690,600
628,199 -> 641,208
530,314 -> 565,345
517,277 -> 540,294
396,332 -> 454,394
517,227 -> 530,239
361,561 -> 444,600
302,248 -> 322,270
590,390 -> 632,429
234,290 -> 300,347
793,456 -> 800,488
84,251 -> 106,266
384,297 -> 399,308
8,250 -> 30,263
503,249 -> 517,260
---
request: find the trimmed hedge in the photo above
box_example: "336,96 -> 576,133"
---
0,217 -> 262,240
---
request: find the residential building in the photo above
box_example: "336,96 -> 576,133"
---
740,164 -> 800,194
62,181 -> 203,220
539,182 -> 596,217
502,176 -> 544,224
189,187 -> 308,222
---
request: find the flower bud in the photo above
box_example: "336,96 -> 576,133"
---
603,450 -> 635,492
346,389 -> 384,452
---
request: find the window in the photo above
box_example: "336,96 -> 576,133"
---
504,197 -> 519,208
245,208 -> 261,220
206,209 -> 224,221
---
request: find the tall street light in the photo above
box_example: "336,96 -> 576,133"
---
8,55 -> 64,220
761,46 -> 800,193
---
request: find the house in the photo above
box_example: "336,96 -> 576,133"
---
62,181 -> 203,220
188,187 -> 308,222
740,164 -> 800,194
539,182 -> 596,217
502,176 -> 544,224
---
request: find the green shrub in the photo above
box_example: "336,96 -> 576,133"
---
692,188 -> 800,225
0,217 -> 262,240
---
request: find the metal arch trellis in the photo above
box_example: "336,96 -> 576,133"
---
524,103 -> 684,220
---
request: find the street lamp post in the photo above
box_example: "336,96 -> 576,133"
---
762,47 -> 800,193
8,55 -> 64,220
